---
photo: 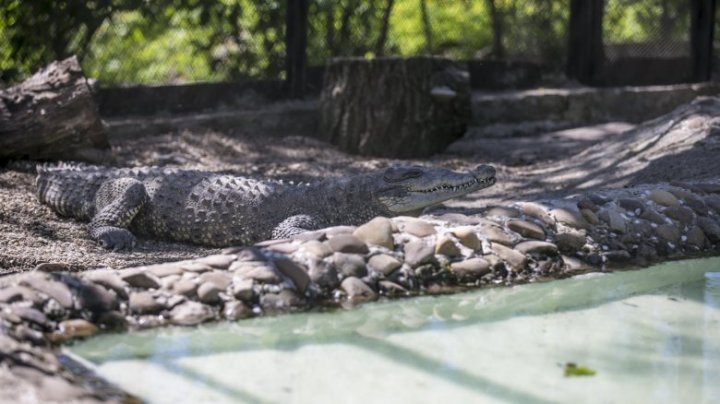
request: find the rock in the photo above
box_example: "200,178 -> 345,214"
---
121,270 -> 161,289
325,225 -> 357,236
332,252 -> 368,278
340,277 -> 378,303
403,239 -> 435,267
231,277 -> 254,301
640,208 -> 666,225
230,247 -> 267,262
598,208 -> 627,233
480,224 -> 516,246
170,301 -> 214,326
129,292 -> 164,314
577,198 -> 598,212
519,202 -> 555,226
588,192 -> 611,205
57,319 -> 98,338
327,234 -> 369,254
396,217 -> 436,237
603,250 -> 632,263
452,226 -> 482,250
562,255 -> 592,274
648,189 -> 679,206
179,262 -> 213,273
485,206 -> 521,218
75,281 -> 118,312
291,229 -> 327,242
265,242 -> 299,254
555,231 -> 586,252
655,223 -> 680,243
83,271 -> 127,299
698,217 -> 720,242
353,217 -> 394,249
223,301 -> 253,321
580,208 -> 600,225
368,254 -> 403,276
260,289 -> 304,311
33,262 -> 69,272
515,241 -> 559,255
435,235 -> 461,257
669,189 -> 709,215
307,259 -> 340,289
491,243 -> 527,271
274,257 -> 311,293
301,240 -> 333,258
199,271 -> 233,290
96,310 -> 128,331
451,258 -> 491,280
147,263 -> 185,278
195,254 -> 237,269
551,208 -> 589,229
507,219 -> 546,240
231,263 -> 282,284
663,205 -> 695,225
11,306 -> 49,328
197,282 -> 222,304
378,280 -> 408,297
0,286 -> 39,304
705,195 -> 720,214
19,276 -> 73,309
685,226 -> 707,249
173,280 -> 198,297
618,198 -> 646,215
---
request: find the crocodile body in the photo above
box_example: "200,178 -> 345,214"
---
36,163 -> 496,249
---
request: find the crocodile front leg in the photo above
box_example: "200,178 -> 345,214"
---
89,178 -> 148,250
272,214 -> 325,239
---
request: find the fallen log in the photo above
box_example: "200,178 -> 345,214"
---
0,56 -> 109,163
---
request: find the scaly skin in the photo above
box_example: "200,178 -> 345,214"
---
36,163 -> 496,249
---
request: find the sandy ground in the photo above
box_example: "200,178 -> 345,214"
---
1,97 -> 719,276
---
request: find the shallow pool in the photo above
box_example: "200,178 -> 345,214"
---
69,257 -> 720,403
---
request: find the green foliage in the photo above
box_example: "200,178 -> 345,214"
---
564,362 -> 597,377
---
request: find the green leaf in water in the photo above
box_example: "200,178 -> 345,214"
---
564,362 -> 597,377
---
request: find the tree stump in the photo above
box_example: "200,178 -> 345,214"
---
319,56 -> 471,158
0,56 -> 109,163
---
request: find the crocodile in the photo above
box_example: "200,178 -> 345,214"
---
36,163 -> 496,249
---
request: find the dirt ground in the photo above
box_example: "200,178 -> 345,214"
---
1,96 -> 719,276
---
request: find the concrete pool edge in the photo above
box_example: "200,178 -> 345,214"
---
0,179 -> 719,401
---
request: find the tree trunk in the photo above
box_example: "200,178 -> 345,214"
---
319,56 -> 471,158
375,0 -> 395,56
485,0 -> 504,58
0,56 -> 109,163
419,0 -> 433,53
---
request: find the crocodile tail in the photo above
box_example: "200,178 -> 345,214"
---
36,163 -> 103,220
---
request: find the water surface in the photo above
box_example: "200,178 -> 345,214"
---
70,257 -> 720,403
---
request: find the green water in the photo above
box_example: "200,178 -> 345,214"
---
69,257 -> 720,404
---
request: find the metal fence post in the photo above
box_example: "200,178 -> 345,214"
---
285,0 -> 309,98
691,0 -> 716,82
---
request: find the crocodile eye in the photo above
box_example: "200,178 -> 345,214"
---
384,167 -> 424,182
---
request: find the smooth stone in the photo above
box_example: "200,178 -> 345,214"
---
603,250 -> 632,263
451,258 -> 491,280
340,277 -> 378,303
223,301 -> 253,321
576,198 -> 598,212
332,252 -> 368,278
121,270 -> 161,289
33,262 -> 69,272
403,239 -> 435,267
228,247 -> 267,262
705,195 -> 720,214
648,189 -> 680,206
83,271 -> 128,298
273,257 -> 311,293
199,271 -> 233,290
640,208 -> 666,225
0,286 -> 39,304
232,263 -> 282,284
368,254 -> 402,276
179,262 -> 213,273
301,240 -> 333,258
452,226 -> 482,251
19,276 -> 73,309
231,278 -> 255,301
435,235 -> 462,257
555,230 -> 586,252
698,217 -> 720,242
656,223 -> 680,243
173,279 -> 198,297
396,217 -> 436,237
307,259 -> 340,289
197,282 -> 222,304
327,234 -> 369,254
75,281 -> 118,312
670,189 -> 709,215
195,254 -> 236,269
685,226 -> 707,249
353,217 -> 394,249
507,219 -> 546,240
325,225 -> 357,236
491,243 -> 527,271
480,224 -> 516,246
96,310 -> 128,331
588,193 -> 611,205
515,241 -> 559,255
485,206 -> 521,218
161,274 -> 182,290
618,198 -> 646,214
260,289 -> 304,311
663,205 -> 695,225
147,263 -> 184,278
129,292 -> 164,314
519,202 -> 555,226
598,209 -> 627,233
170,301 -> 214,326
551,208 -> 589,229
580,208 -> 600,225
58,319 -> 98,338
265,242 -> 299,254
562,255 -> 592,274
291,229 -> 327,242
11,306 -> 49,328
378,280 -> 408,296
432,213 -> 481,225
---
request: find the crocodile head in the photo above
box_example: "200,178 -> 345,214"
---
375,164 -> 496,213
